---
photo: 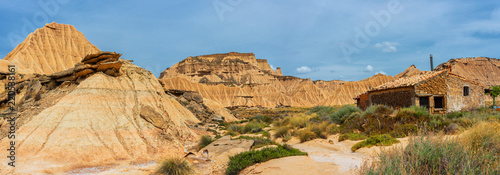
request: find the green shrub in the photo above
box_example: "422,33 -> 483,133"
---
258,130 -> 271,138
156,157 -> 195,175
447,111 -> 467,119
227,124 -> 245,134
308,106 -> 336,120
397,106 -> 429,121
274,126 -> 291,139
330,105 -> 361,124
427,115 -> 450,131
297,130 -> 316,143
306,122 -> 330,139
218,121 -> 230,129
390,123 -> 418,138
273,117 -> 290,127
199,135 -> 214,149
290,116 -> 308,129
282,133 -> 292,142
359,123 -> 500,174
225,131 -> 238,136
244,121 -> 265,133
251,115 -> 273,124
338,133 -> 367,142
361,105 -> 379,117
351,134 -> 399,152
225,145 -> 307,175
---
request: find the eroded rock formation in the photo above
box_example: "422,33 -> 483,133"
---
395,65 -> 422,79
159,52 -> 395,107
166,89 -> 238,123
2,22 -> 100,75
434,57 -> 500,87
0,52 -> 199,174
160,52 -> 283,86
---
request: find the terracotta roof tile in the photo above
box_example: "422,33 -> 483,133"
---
448,72 -> 485,88
371,70 -> 446,91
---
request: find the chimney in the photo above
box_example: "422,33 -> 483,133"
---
430,54 -> 434,71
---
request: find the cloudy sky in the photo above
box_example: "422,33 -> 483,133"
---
1,0 -> 499,81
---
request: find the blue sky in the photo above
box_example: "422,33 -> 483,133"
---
1,0 -> 499,81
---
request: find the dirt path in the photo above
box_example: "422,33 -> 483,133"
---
241,135 -> 410,175
72,135 -> 410,174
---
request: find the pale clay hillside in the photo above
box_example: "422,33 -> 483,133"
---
0,22 -> 499,174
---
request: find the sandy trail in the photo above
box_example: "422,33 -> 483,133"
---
241,135 -> 410,175
69,135 -> 409,174
295,140 -> 367,173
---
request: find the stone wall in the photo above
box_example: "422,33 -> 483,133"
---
369,87 -> 414,109
415,72 -> 447,113
415,72 -> 447,95
446,75 -> 485,112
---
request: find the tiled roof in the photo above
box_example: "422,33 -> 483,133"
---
448,72 -> 485,88
370,70 -> 446,91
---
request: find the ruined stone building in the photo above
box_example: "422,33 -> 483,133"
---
355,70 -> 486,113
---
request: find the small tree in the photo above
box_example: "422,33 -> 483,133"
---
486,86 -> 500,107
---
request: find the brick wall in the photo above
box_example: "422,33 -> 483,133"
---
369,87 -> 414,109
357,93 -> 369,110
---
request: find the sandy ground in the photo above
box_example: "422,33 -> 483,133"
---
240,156 -> 338,175
241,135 -> 410,175
64,135 -> 411,175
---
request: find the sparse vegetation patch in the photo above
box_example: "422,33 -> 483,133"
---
156,157 -> 195,175
358,122 -> 500,174
351,134 -> 399,152
225,144 -> 307,175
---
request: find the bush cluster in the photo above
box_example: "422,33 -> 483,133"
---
226,121 -> 268,136
225,144 -> 307,175
198,135 -> 214,150
156,157 -> 195,175
330,105 -> 361,124
359,121 -> 500,174
351,134 -> 399,152
273,115 -> 337,143
338,133 -> 367,142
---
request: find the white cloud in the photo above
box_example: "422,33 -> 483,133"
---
376,71 -> 387,75
270,64 -> 277,70
364,65 -> 374,72
374,41 -> 399,52
296,66 -> 312,73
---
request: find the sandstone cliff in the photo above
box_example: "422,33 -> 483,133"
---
159,52 -> 282,86
434,57 -> 500,87
159,53 -> 395,108
2,22 -> 100,75
0,52 -> 198,174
